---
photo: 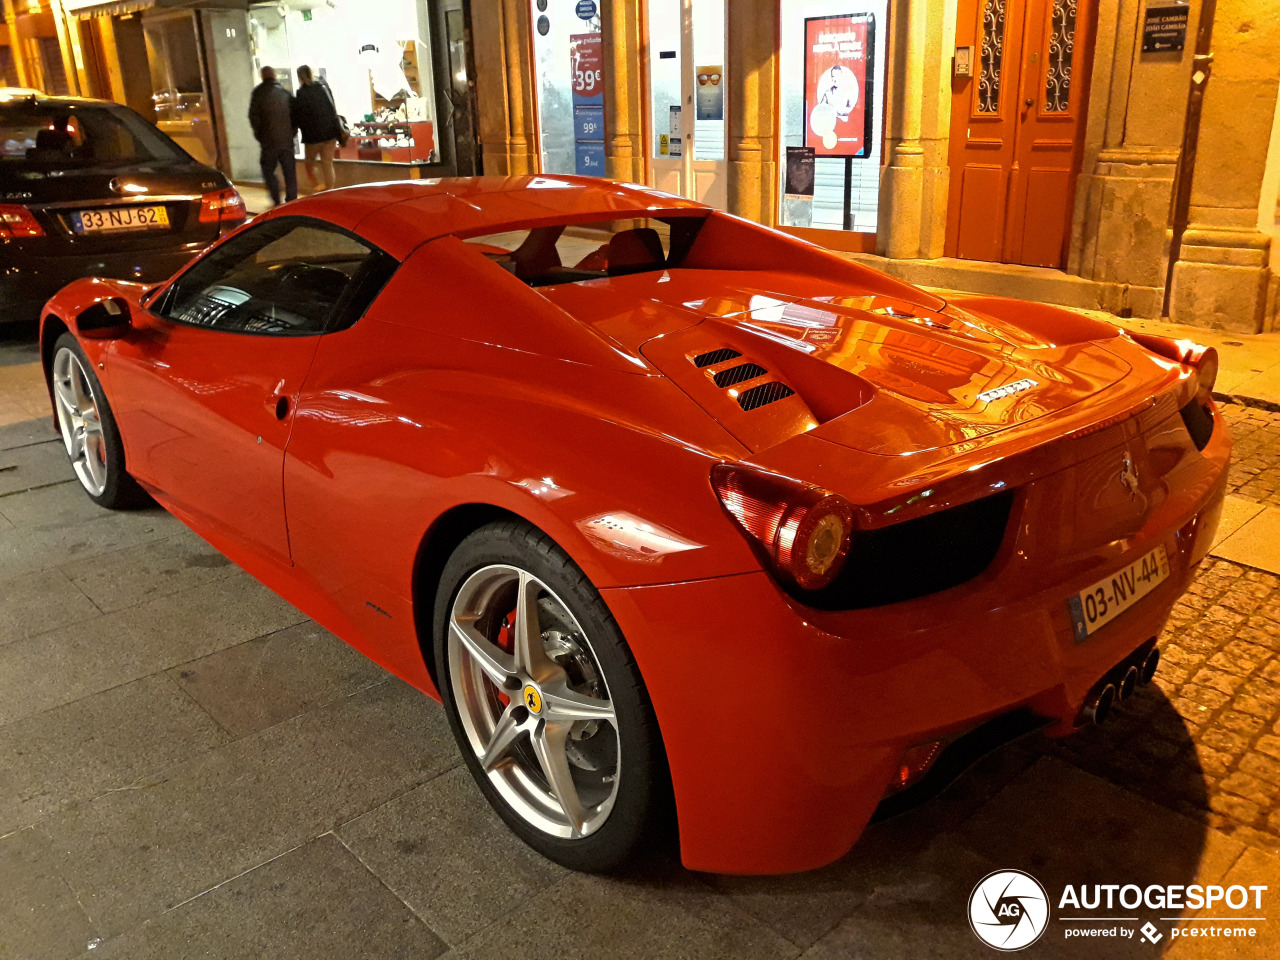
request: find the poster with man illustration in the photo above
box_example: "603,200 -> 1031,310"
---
803,12 -> 875,158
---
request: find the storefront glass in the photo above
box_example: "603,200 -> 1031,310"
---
778,0 -> 888,234
645,0 -> 726,206
247,0 -> 440,165
530,0 -> 605,177
143,13 -> 214,163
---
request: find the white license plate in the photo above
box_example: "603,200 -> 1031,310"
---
1067,544 -> 1170,642
71,205 -> 169,234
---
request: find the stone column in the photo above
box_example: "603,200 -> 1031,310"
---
471,0 -> 538,176
725,0 -> 779,226
878,0 -> 951,260
603,0 -> 644,183
1071,1 -> 1203,317
1169,0 -> 1278,333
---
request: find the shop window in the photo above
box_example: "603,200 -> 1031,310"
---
1044,0 -> 1076,112
247,0 -> 440,166
778,1 -> 888,235
530,1 -> 605,177
143,14 -> 207,124
143,13 -> 215,164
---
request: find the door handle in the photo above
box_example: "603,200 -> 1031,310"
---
1024,98 -> 1034,107
273,395 -> 290,420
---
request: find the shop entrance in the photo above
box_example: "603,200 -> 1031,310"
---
645,0 -> 727,208
945,0 -> 1096,268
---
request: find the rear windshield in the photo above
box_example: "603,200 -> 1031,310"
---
461,215 -> 707,286
1,102 -> 187,172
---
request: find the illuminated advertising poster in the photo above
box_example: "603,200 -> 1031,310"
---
570,32 -> 606,175
803,13 -> 875,158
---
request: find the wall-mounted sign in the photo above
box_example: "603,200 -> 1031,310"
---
803,12 -> 876,158
782,146 -> 815,228
575,0 -> 597,21
570,32 -> 606,176
1142,4 -> 1189,53
695,64 -> 723,121
784,146 -> 816,198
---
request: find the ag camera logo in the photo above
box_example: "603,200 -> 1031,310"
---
969,870 -> 1050,951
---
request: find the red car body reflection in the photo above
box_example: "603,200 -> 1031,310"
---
39,177 -> 1229,874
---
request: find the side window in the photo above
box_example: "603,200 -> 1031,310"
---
158,218 -> 389,335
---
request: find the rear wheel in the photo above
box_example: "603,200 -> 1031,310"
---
434,520 -> 669,872
51,333 -> 145,509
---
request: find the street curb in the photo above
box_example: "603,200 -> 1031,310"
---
1213,392 -> 1280,414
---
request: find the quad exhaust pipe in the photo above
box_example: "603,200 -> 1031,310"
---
1140,647 -> 1160,684
1079,643 -> 1160,726
1081,684 -> 1116,725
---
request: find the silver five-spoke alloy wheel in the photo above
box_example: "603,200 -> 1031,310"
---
52,346 -> 109,497
448,564 -> 620,839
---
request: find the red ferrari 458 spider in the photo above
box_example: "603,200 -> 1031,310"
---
38,176 -> 1229,875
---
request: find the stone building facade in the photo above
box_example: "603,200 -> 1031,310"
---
470,0 -> 1280,333
33,0 -> 1280,332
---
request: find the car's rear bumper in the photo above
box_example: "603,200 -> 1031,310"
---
2,242 -> 204,324
603,407 -> 1231,874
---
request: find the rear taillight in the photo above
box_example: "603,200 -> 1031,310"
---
1127,332 -> 1218,394
198,187 -> 246,225
0,204 -> 43,237
711,463 -> 854,591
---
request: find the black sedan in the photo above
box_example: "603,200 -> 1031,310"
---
1,92 -> 245,324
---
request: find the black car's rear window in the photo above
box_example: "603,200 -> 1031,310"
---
1,102 -> 187,171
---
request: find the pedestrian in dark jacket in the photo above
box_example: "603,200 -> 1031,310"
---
248,66 -> 297,206
293,65 -> 341,191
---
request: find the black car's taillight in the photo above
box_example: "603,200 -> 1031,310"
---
198,187 -> 246,225
0,204 -> 43,237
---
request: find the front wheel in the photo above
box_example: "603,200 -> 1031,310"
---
434,520 -> 670,872
50,333 -> 146,509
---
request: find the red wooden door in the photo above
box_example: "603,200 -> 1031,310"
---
945,0 -> 1095,268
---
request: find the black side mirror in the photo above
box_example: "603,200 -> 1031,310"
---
75,297 -> 132,338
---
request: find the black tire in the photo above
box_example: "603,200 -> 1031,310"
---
433,519 -> 671,872
50,332 -> 148,510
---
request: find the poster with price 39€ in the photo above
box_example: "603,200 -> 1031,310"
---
570,33 -> 606,176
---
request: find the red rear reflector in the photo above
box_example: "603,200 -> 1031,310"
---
888,740 -> 945,795
199,187 -> 246,224
0,204 -> 43,237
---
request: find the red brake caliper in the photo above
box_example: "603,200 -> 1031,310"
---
494,606 -> 517,707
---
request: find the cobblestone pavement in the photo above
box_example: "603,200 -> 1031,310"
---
1219,404 -> 1280,507
1055,561 -> 1280,853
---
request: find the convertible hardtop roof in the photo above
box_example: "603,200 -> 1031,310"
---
270,175 -> 707,259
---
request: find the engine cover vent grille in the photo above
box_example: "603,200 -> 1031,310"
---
692,347 -> 742,368
738,382 -> 795,411
713,362 -> 768,388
